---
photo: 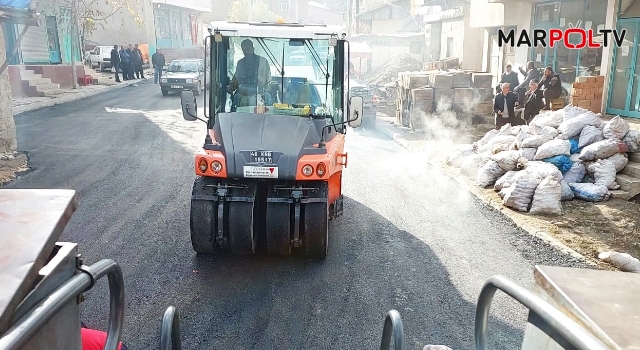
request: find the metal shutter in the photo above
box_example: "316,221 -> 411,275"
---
18,23 -> 50,63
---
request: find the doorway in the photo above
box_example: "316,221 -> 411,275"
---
606,18 -> 640,118
45,16 -> 62,64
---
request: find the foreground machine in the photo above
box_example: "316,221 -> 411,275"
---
179,21 -> 364,258
2,189 -> 636,350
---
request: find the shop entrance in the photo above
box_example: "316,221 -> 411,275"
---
606,18 -> 640,118
530,0 -> 607,96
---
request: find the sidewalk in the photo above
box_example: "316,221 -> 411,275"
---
11,68 -> 154,116
374,112 -> 640,269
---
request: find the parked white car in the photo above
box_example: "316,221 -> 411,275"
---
88,45 -> 115,71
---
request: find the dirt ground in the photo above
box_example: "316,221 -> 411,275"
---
0,152 -> 29,186
376,108 -> 640,267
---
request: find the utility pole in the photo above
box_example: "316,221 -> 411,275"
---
355,0 -> 360,33
347,0 -> 352,39
70,0 -> 78,89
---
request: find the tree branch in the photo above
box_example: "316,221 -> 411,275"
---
90,5 -> 123,21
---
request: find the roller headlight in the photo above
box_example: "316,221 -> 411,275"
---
211,160 -> 222,173
316,163 -> 326,177
186,79 -> 194,83
161,78 -> 167,83
302,164 -> 313,176
198,158 -> 208,172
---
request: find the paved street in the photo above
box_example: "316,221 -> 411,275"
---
4,81 -> 590,349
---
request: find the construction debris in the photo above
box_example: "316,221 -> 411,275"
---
364,54 -> 423,86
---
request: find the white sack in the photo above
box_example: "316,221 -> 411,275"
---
446,144 -> 475,168
607,153 -> 629,172
494,171 -> 518,192
622,129 -> 640,152
560,180 -> 575,201
598,251 -> 640,273
511,130 -> 530,150
519,148 -> 537,161
490,150 -> 521,171
480,135 -> 517,154
602,115 -> 630,140
530,110 -> 564,128
476,129 -> 499,147
529,177 -> 563,215
520,133 -> 556,149
477,160 -> 508,188
588,159 -> 619,190
522,160 -> 563,181
460,153 -> 489,178
578,125 -> 604,148
511,125 -> 530,135
569,183 -> 611,202
502,176 -> 542,212
569,153 -> 581,162
579,139 -> 628,161
534,139 -> 571,160
563,105 -> 591,121
530,124 -> 559,136
496,124 -> 513,137
563,162 -> 586,184
557,112 -> 602,139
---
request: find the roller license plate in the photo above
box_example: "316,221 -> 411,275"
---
249,150 -> 273,164
243,166 -> 278,179
171,85 -> 183,89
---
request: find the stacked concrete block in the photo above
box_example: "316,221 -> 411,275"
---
394,69 -> 497,129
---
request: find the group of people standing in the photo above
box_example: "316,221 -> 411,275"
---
109,44 -> 145,83
493,61 -> 563,129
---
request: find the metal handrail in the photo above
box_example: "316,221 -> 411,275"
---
474,275 -> 610,350
380,310 -> 405,350
160,306 -> 182,350
0,259 -> 125,350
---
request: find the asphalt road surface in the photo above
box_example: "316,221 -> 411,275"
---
5,81 -> 591,349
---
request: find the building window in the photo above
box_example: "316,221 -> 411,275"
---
279,0 -> 290,11
446,37 -> 453,58
183,13 -> 191,43
154,9 -> 170,39
530,0 -> 606,96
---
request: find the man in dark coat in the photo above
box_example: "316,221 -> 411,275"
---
110,45 -> 121,83
493,82 -> 520,129
537,66 -> 562,110
134,44 -> 144,79
152,49 -> 165,84
499,64 -> 519,93
119,46 -> 130,80
127,44 -> 140,79
523,79 -> 544,124
515,61 -> 541,104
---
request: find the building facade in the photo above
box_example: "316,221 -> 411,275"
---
469,0 -> 640,120
2,0 -> 81,65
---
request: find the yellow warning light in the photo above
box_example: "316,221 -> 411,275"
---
277,18 -> 285,24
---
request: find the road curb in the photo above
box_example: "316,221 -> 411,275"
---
375,118 -> 595,266
12,78 -> 149,116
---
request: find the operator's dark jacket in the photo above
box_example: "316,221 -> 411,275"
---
152,52 -> 165,68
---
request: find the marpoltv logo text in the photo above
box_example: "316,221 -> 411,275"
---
498,23 -> 626,49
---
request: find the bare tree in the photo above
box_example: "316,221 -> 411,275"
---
74,0 -> 145,50
0,30 -> 17,154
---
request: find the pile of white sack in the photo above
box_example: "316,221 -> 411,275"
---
446,105 -> 640,215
